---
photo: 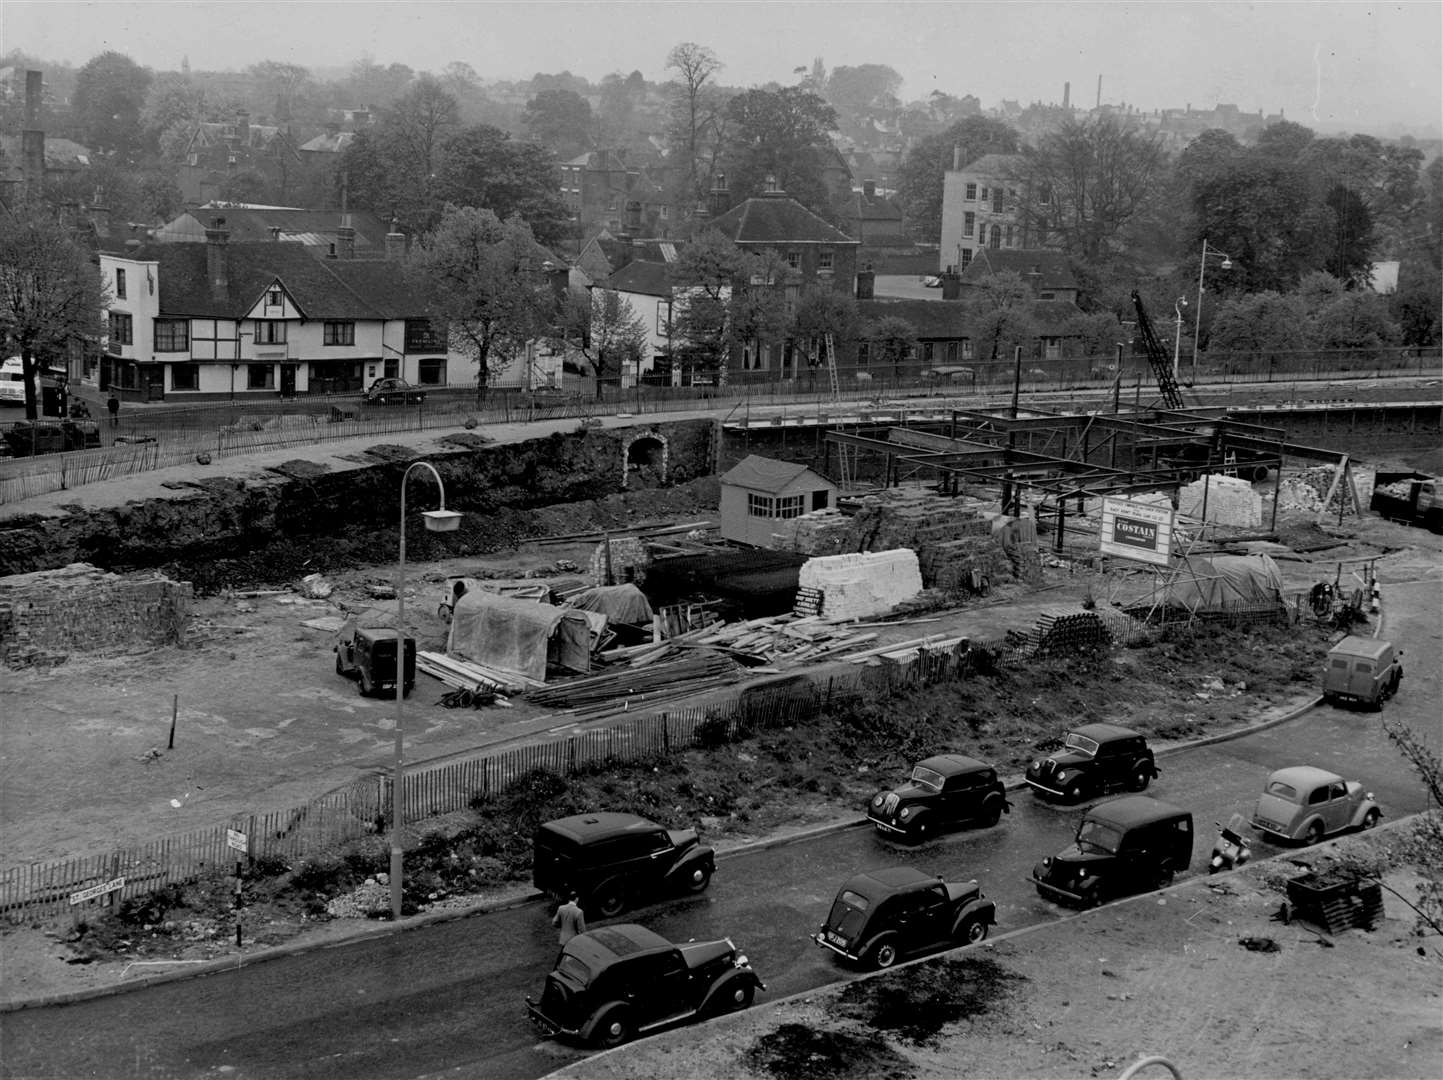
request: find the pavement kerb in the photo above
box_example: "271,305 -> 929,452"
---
0,680 -> 1334,1013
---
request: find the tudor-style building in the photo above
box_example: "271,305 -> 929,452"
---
94,218 -> 466,402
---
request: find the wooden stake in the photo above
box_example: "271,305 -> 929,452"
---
167,694 -> 177,749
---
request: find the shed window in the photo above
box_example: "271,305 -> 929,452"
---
747,493 -> 773,518
775,495 -> 805,519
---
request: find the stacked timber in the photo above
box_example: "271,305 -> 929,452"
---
417,651 -> 534,697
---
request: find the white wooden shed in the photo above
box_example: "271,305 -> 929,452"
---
719,455 -> 839,547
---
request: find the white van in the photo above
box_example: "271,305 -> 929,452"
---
0,357 -> 26,406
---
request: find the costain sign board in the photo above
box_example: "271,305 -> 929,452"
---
1100,497 -> 1174,566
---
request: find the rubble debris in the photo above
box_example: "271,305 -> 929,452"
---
297,573 -> 334,599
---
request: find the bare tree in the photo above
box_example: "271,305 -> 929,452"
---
666,42 -> 723,213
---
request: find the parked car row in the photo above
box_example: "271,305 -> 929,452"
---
523,722 -> 1382,1050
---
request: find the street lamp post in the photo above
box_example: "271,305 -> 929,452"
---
1193,240 -> 1233,381
390,461 -> 462,922
1172,298 -> 1188,384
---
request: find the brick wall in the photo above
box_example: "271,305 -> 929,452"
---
0,563 -> 192,668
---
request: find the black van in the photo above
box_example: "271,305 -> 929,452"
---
334,624 -> 416,697
1031,795 -> 1193,908
533,812 -> 715,918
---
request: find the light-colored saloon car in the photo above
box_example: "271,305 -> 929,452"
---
1251,765 -> 1381,845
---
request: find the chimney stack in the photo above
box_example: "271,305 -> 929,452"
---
862,178 -> 876,200
941,270 -> 961,300
1063,81 -> 1071,110
22,70 -> 45,199
205,216 -> 230,298
708,173 -> 729,218
952,145 -> 961,171
337,212 -> 356,259
385,219 -> 406,261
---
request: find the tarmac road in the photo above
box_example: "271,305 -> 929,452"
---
3,575 -> 1435,1080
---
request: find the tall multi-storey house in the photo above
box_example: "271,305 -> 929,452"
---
938,151 -> 1051,273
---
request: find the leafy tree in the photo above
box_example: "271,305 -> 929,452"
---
1311,290 -> 1398,354
1174,128 -> 1242,188
560,289 -> 650,397
433,126 -> 569,247
1391,260 -> 1441,346
0,202 -> 108,418
665,42 -> 725,218
897,116 -> 1018,243
1321,184 -> 1375,285
523,88 -> 592,156
824,64 -> 902,116
666,228 -> 751,378
1188,155 -> 1327,292
412,205 -> 559,401
963,270 -> 1036,360
1207,291 -> 1309,370
1254,120 -> 1316,161
337,126 -> 428,231
218,168 -> 271,205
71,51 -> 153,162
864,315 -> 916,375
596,73 -> 638,144
790,286 -> 860,367
1020,115 -> 1166,263
340,56 -> 415,107
247,60 -> 313,115
721,86 -> 838,210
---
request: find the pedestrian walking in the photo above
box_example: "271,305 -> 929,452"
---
106,391 -> 119,428
552,891 -> 586,946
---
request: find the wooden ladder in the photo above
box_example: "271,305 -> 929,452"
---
824,332 -> 840,402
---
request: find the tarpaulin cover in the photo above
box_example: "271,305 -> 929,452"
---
446,591 -> 591,682
1150,555 -> 1286,612
565,584 -> 654,625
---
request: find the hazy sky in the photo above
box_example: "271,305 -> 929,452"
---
4,0 -> 1440,133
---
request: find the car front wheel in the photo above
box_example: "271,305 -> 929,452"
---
959,916 -> 989,945
723,981 -> 755,1012
1065,780 -> 1086,803
1128,767 -> 1151,792
1362,808 -> 1380,829
686,865 -> 713,893
980,802 -> 1003,828
591,1005 -> 634,1048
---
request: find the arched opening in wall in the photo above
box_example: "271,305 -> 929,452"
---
625,436 -> 666,489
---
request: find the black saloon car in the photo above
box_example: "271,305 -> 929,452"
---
1024,722 -> 1157,802
813,866 -> 997,970
533,812 -> 715,917
363,377 -> 427,405
525,923 -> 764,1047
1031,795 -> 1194,908
866,754 -> 1010,841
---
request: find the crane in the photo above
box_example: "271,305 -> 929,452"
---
1130,291 -> 1185,411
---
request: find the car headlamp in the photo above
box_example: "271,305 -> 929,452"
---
872,794 -> 885,807
899,807 -> 913,820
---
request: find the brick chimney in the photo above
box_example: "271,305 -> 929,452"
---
385,219 -> 406,261
205,217 -> 229,299
855,265 -> 875,301
709,173 -> 729,219
22,70 -> 45,199
234,109 -> 250,144
941,269 -> 961,300
862,179 -> 876,200
337,213 -> 356,259
952,144 -> 962,170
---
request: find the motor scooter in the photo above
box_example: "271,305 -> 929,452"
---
1209,813 -> 1252,874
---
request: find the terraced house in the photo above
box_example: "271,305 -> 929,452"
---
95,218 -> 464,402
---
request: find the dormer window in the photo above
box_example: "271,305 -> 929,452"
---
267,289 -> 282,307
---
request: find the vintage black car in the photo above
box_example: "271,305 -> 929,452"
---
334,622 -> 415,697
533,812 -> 715,917
866,754 -> 1010,841
1031,795 -> 1194,908
1024,722 -> 1157,802
525,923 -> 764,1047
813,866 -> 997,970
363,377 -> 427,405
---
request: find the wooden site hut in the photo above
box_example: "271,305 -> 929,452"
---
719,455 -> 839,547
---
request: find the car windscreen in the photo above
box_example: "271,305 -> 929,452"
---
1063,732 -> 1100,757
909,765 -> 945,792
1265,780 -> 1299,801
1075,818 -> 1124,854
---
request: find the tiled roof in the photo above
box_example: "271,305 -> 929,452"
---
607,260 -> 672,298
155,209 -> 391,250
719,455 -> 821,493
706,193 -> 858,246
119,242 -> 407,320
953,152 -> 1023,176
857,298 -> 967,339
959,249 -> 1077,290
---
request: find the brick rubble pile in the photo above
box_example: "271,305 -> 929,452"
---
1178,475 -> 1263,528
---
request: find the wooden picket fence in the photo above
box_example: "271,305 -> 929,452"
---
0,633 -> 1027,924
